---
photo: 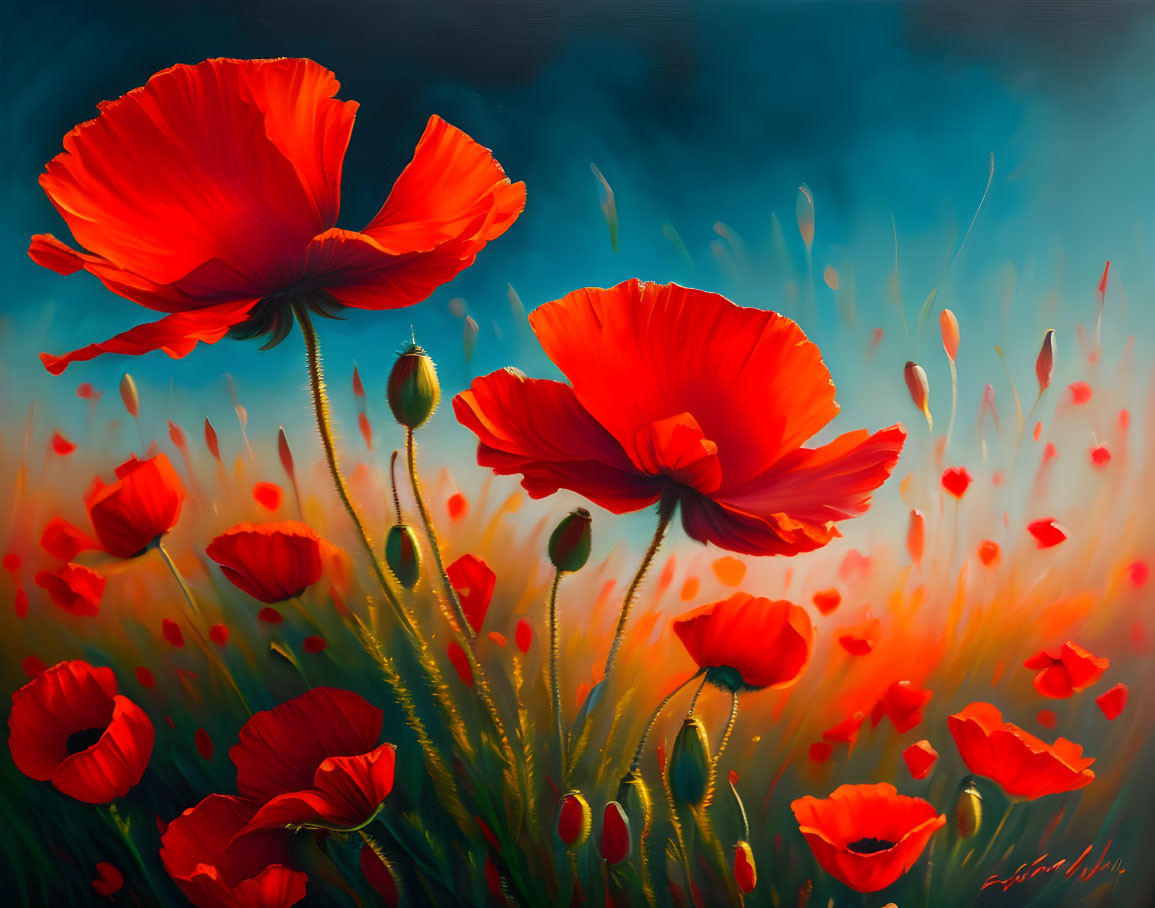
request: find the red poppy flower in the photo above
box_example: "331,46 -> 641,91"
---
948,702 -> 1095,800
453,280 -> 906,556
41,453 -> 184,559
34,562 -> 105,616
160,794 -> 307,908
672,592 -> 814,691
791,783 -> 945,893
229,688 -> 394,832
8,660 -> 154,803
31,57 -> 524,373
1023,641 -> 1109,699
940,466 -> 972,499
206,522 -> 325,603
446,553 -> 496,633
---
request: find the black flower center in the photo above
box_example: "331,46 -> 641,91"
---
847,837 -> 897,855
65,727 -> 106,755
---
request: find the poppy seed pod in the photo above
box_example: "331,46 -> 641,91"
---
955,779 -> 982,838
557,791 -> 592,849
384,524 -> 421,589
615,770 -> 653,841
548,508 -> 592,573
733,840 -> 757,894
669,717 -> 712,805
387,343 -> 440,429
599,801 -> 631,864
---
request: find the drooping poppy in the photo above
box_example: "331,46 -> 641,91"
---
790,783 -> 945,893
446,553 -> 496,633
159,794 -> 307,908
229,687 -> 394,833
31,57 -> 525,373
41,454 -> 184,560
206,522 -> 326,603
34,562 -> 105,616
8,660 -> 154,803
1023,641 -> 1109,699
453,281 -> 906,556
947,702 -> 1095,800
672,592 -> 814,691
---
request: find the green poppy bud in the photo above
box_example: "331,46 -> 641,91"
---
387,343 -> 440,429
557,790 -> 592,848
384,524 -> 421,589
616,770 -> 653,841
548,508 -> 592,573
669,716 -> 712,805
955,778 -> 982,839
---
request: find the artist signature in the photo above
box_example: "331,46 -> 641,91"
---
981,838 -> 1125,893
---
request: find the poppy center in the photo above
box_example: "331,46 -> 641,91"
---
846,837 -> 897,855
65,726 -> 106,755
705,665 -> 747,692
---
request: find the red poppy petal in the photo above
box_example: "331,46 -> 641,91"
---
453,369 -> 664,513
529,281 -> 840,485
206,522 -> 324,604
39,298 -> 259,375
37,58 -> 341,286
446,554 -> 496,633
34,563 -> 105,616
679,494 -> 839,557
1096,683 -> 1128,720
41,516 -> 101,560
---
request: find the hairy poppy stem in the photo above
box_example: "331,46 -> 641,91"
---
602,497 -> 676,688
629,670 -> 704,773
687,675 -> 708,716
712,690 -> 740,765
294,306 -> 415,638
548,568 -> 565,773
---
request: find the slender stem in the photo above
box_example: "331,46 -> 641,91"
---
405,428 -> 474,642
295,305 -> 414,637
969,800 -> 1020,874
602,499 -> 675,685
157,542 -> 250,713
630,670 -> 704,773
687,675 -> 708,715
389,450 -> 404,525
713,691 -> 740,764
548,569 -> 565,771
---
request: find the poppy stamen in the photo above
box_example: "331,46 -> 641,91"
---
65,726 -> 106,755
847,837 -> 897,855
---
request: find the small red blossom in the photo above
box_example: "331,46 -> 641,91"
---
447,492 -> 468,521
34,563 -> 105,616
51,431 -> 76,455
303,635 -> 328,653
1028,518 -> 1068,549
940,466 -> 972,499
162,619 -> 185,647
902,740 -> 938,780
446,553 -> 496,634
600,801 -> 631,864
1096,683 -> 1128,720
515,619 -> 533,654
1023,641 -> 1109,699
207,521 -> 326,604
252,482 -> 283,511
8,660 -> 154,803
812,588 -> 841,615
977,540 -> 1001,566
1090,444 -> 1111,467
210,624 -> 229,646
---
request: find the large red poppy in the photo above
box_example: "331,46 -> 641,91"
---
948,702 -> 1095,800
229,688 -> 394,832
206,522 -> 326,603
41,453 -> 185,559
159,794 -> 307,908
8,660 -> 154,803
791,783 -> 945,893
30,57 -> 525,373
672,592 -> 814,691
1023,641 -> 1109,699
453,281 -> 905,556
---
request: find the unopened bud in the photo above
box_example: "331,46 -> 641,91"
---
669,716 -> 712,805
549,508 -> 592,573
904,361 -> 932,430
119,373 -> 139,418
733,840 -> 757,894
384,524 -> 422,590
557,791 -> 592,849
387,343 -> 440,429
1036,329 -> 1055,394
955,778 -> 982,839
599,801 -> 631,864
940,308 -> 960,362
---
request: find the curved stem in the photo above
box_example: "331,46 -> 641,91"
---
712,690 -> 740,764
548,569 -> 565,771
687,675 -> 708,716
602,497 -> 676,685
295,305 -> 414,636
405,428 -> 474,642
629,670 -> 703,773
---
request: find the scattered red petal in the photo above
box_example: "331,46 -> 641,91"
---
837,618 -> 880,656
941,466 -> 972,499
136,666 -> 156,688
515,619 -> 532,654
91,862 -> 124,897
808,741 -> 833,763
1028,518 -> 1068,548
447,492 -> 468,521
162,618 -> 185,647
1090,444 -> 1111,467
194,728 -> 213,761
1042,442 -> 1057,462
1126,560 -> 1149,588
359,412 -> 373,449
252,481 -> 283,511
487,631 -> 507,647
51,431 -> 76,455
1033,421 -> 1042,442
812,588 -> 841,615
209,623 -> 229,646
21,655 -> 47,678
977,540 -> 1001,567
729,769 -> 740,785
76,382 -> 95,399
257,607 -> 283,624
902,740 -> 939,779
303,635 -> 328,653
1096,683 -> 1128,720
1037,709 -> 1057,729
1068,382 -> 1092,405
